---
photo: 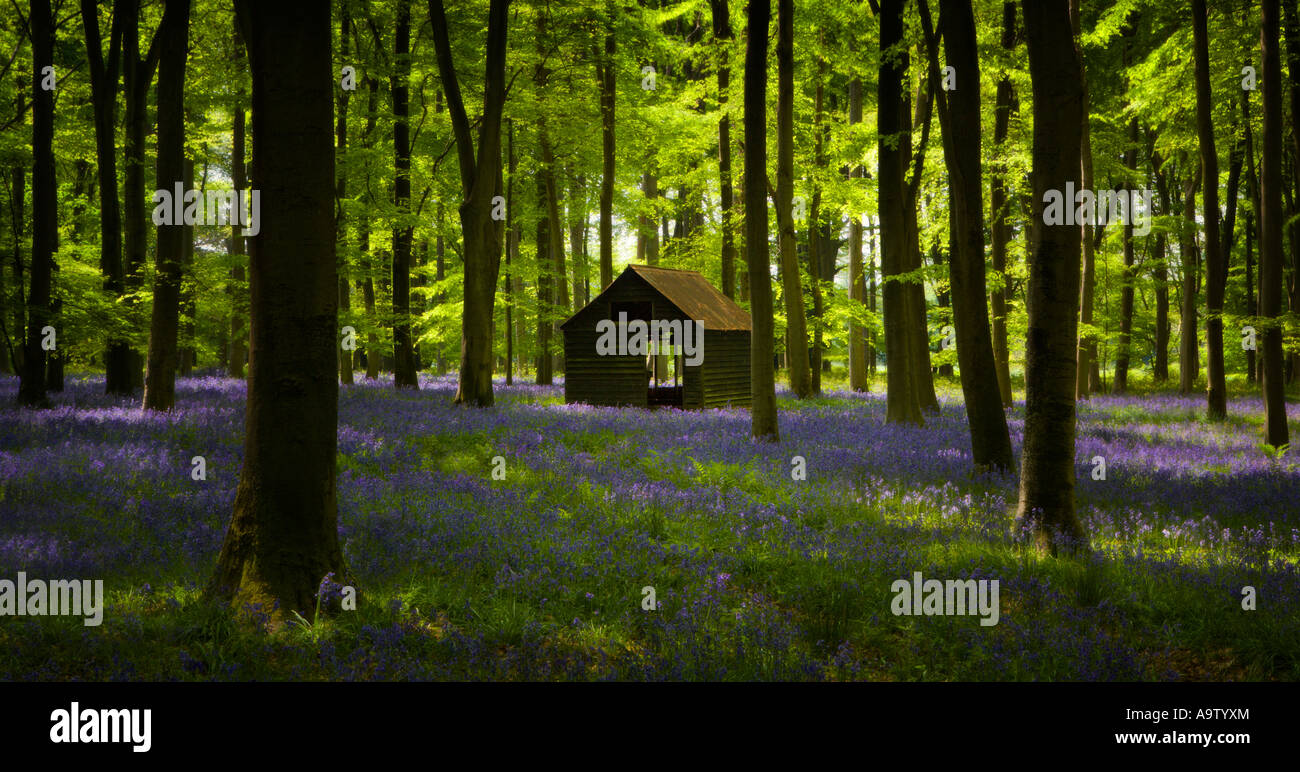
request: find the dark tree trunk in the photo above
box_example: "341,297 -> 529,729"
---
1114,118 -> 1138,394
1,158 -> 18,377
1283,2 -> 1300,386
430,0 -> 510,407
178,156 -> 196,377
848,79 -> 869,392
1070,0 -> 1097,400
712,0 -> 736,299
929,0 -> 1014,472
902,69 -> 939,412
83,0 -> 132,395
1179,163 -> 1201,394
0,167 -> 9,375
880,0 -> 923,424
505,119 -> 515,385
142,0 -> 191,412
643,173 -> 660,265
867,217 -> 878,376
435,200 -> 448,374
210,0 -> 343,621
336,0 -> 353,386
930,239 -> 953,379
1016,0 -> 1087,554
745,0 -> 778,441
122,0 -> 158,391
537,24 -> 567,378
391,0 -> 418,389
360,76 -> 380,381
807,53 -> 828,397
776,0 -> 810,399
1192,0 -> 1226,418
1259,0 -> 1289,447
18,0 -> 56,408
989,0 -> 1016,408
568,172 -> 587,312
1243,89 -> 1260,383
229,48 -> 248,379
598,10 -> 615,291
1151,137 -> 1171,383
535,172 -> 553,385
1219,132 -> 1245,384
8,164 -> 24,378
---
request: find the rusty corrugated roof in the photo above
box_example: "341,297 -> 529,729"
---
560,264 -> 753,331
626,265 -> 752,331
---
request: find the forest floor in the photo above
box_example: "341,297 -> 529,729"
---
1,371 -> 1297,681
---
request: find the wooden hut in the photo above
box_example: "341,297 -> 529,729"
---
559,265 -> 751,408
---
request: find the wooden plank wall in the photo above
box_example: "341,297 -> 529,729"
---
699,330 -> 751,408
563,329 -> 648,406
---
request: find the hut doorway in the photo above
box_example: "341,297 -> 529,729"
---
647,334 -> 683,408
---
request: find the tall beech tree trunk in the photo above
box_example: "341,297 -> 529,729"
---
18,0 -> 55,407
1151,138 -> 1171,383
8,164 -> 24,378
598,7 -> 615,291
122,0 -> 158,391
568,172 -> 587,310
210,0 -> 343,620
83,0 -> 132,395
540,143 -> 567,377
776,0 -> 810,398
930,238 -> 952,378
745,0 -> 778,441
1283,2 -> 1300,387
1114,118 -> 1138,394
178,156 -> 196,377
807,53 -> 828,397
436,201 -> 449,374
1179,163 -> 1201,394
988,0 -> 1016,408
534,14 -> 559,385
1016,0 -> 1087,554
392,1 -> 418,389
0,172 -> 9,375
430,0 -> 509,407
535,172 -> 553,385
229,61 -> 248,379
643,174 -> 660,265
360,76 -> 380,381
1259,0 -> 1290,447
928,0 -> 1013,472
867,218 -> 878,376
1243,89 -> 1260,383
336,0 -> 353,386
712,0 -> 736,299
142,0 -> 191,412
505,119 -> 516,385
1192,0 -> 1226,418
880,0 -> 923,425
1070,0 -> 1097,400
848,78 -> 869,392
902,68 -> 939,413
